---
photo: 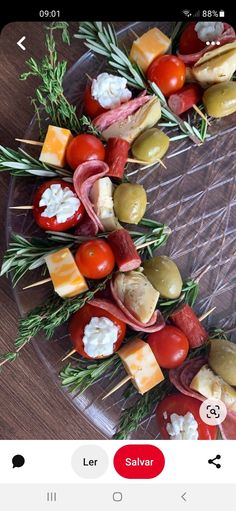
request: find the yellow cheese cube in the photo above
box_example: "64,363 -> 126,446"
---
45,247 -> 88,299
118,338 -> 164,394
39,125 -> 73,168
130,28 -> 171,72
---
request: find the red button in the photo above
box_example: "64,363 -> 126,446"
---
113,444 -> 165,479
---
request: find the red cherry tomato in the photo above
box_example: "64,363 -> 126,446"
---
147,55 -> 186,97
156,393 -> 217,440
33,179 -> 84,232
84,84 -> 107,119
179,22 -> 206,55
147,325 -> 189,369
69,303 -> 126,359
66,134 -> 105,170
75,239 -> 115,279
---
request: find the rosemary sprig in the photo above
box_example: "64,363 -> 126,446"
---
158,279 -> 199,318
76,21 -> 208,144
60,354 -> 122,394
75,21 -> 146,89
20,22 -> 99,137
0,275 -> 111,368
0,146 -> 72,178
113,378 -> 174,439
0,234 -> 72,286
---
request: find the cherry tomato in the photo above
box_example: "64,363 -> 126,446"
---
156,393 -> 217,440
179,22 -> 206,55
147,325 -> 189,369
147,55 -> 186,97
75,240 -> 115,279
33,179 -> 85,232
66,134 -> 105,170
84,84 -> 107,119
69,303 -> 126,359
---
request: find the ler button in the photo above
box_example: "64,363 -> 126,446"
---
71,445 -> 109,478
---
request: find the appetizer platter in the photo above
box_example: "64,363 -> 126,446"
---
0,20 -> 236,440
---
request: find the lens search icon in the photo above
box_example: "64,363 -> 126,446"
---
12,454 -> 25,469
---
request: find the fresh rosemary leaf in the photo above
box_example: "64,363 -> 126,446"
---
0,146 -> 71,178
60,355 -> 122,394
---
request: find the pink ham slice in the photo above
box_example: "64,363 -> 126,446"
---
169,357 -> 236,439
178,23 -> 236,66
93,94 -> 150,131
88,297 -> 165,333
73,160 -> 109,235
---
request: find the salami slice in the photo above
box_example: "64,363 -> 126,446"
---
74,213 -> 98,236
169,357 -> 207,400
93,94 -> 150,131
73,160 -> 109,234
178,23 -> 236,66
89,297 -> 165,333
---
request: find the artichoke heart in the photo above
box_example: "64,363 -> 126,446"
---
113,271 -> 160,323
101,96 -> 161,143
193,42 -> 236,88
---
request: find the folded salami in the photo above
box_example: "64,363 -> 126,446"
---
93,94 -> 150,131
73,160 -> 109,234
89,297 -> 164,333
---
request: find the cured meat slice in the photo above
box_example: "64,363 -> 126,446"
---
93,94 -> 150,131
219,412 -> 236,440
74,213 -> 98,236
168,84 -> 202,115
178,23 -> 236,66
73,160 -> 109,234
107,229 -> 141,271
170,304 -> 208,348
169,357 -> 207,400
89,298 -> 164,333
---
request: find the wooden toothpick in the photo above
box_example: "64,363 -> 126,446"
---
127,157 -> 167,169
61,349 -> 77,362
198,307 -> 216,322
15,138 -> 43,146
9,206 -> 34,210
192,105 -> 211,126
102,374 -> 132,400
23,277 -> 51,290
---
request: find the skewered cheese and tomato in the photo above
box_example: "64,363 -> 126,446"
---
39,125 -> 73,167
147,326 -> 189,369
147,55 -> 186,97
118,338 -> 164,394
130,27 -> 171,72
33,179 -> 85,231
69,303 -> 126,359
45,247 -> 88,299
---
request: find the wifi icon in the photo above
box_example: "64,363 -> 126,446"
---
183,10 -> 192,17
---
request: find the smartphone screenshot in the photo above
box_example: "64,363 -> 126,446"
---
0,7 -> 235,510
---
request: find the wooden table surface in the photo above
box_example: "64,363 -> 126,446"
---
0,21 -> 116,440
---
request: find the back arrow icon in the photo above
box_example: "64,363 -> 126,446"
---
181,492 -> 187,502
17,36 -> 26,51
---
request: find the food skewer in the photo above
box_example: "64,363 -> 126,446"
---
22,238 -> 165,291
15,138 -> 167,169
101,306 -> 216,400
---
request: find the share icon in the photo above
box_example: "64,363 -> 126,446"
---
208,454 -> 221,469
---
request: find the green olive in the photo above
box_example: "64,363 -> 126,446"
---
132,128 -> 170,163
113,183 -> 147,224
203,81 -> 236,118
143,255 -> 183,299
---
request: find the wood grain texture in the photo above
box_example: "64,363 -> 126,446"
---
0,21 -> 115,440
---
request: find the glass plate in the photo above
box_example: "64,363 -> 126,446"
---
8,21 -> 236,439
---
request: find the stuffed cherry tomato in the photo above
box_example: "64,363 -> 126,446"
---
66,134 -> 105,170
147,325 -> 189,369
33,179 -> 85,231
75,239 -> 115,279
69,303 -> 126,359
84,84 -> 107,119
156,393 -> 217,440
147,55 -> 186,97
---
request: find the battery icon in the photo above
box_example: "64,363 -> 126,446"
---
219,10 -> 225,17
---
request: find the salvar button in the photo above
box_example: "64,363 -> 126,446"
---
114,445 -> 165,479
72,445 -> 109,478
